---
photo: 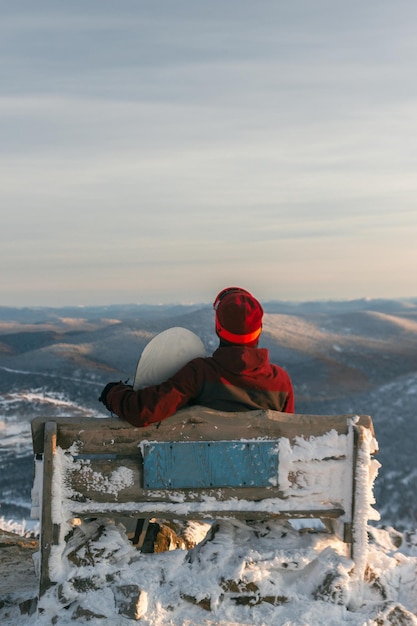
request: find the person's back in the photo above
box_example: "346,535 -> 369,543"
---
186,345 -> 292,413
99,286 -> 294,426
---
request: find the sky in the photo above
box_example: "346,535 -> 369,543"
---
1,0 -> 417,307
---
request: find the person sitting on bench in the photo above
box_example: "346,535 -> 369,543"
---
99,286 -> 294,426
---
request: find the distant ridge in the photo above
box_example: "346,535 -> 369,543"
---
263,297 -> 417,314
1,297 -> 417,323
0,303 -> 207,324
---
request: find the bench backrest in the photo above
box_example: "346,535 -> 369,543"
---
31,407 -> 375,515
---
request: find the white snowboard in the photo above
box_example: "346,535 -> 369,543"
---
133,326 -> 206,390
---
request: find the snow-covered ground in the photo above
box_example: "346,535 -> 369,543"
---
1,518 -> 417,625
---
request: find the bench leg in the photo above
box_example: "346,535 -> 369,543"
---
350,425 -> 372,579
132,518 -> 150,550
39,422 -> 59,597
323,518 -> 352,546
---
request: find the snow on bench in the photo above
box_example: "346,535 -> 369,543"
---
30,407 -> 379,597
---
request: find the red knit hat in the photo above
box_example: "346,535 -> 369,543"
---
213,287 -> 264,345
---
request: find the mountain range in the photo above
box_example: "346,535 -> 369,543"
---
1,298 -> 416,529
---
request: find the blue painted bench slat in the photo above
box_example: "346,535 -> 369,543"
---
142,440 -> 279,489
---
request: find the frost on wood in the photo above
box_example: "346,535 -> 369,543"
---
72,460 -> 134,497
45,446 -> 135,583
278,420 -> 380,579
278,428 -> 355,515
30,457 -> 43,520
53,445 -> 135,504
351,425 -> 381,583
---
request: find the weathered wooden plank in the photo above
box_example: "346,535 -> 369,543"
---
132,407 -> 374,440
66,456 -> 283,502
68,457 -> 143,502
66,481 -> 347,505
67,485 -> 280,504
67,465 -> 349,508
142,441 -> 279,489
66,505 -> 346,522
31,408 -> 374,454
31,417 -> 144,455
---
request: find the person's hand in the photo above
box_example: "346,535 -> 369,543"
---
98,382 -> 119,410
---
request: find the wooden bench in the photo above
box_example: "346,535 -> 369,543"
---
31,407 -> 378,597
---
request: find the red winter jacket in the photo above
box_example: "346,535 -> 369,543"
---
105,346 -> 294,427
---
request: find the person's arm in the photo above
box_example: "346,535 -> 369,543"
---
99,360 -> 203,427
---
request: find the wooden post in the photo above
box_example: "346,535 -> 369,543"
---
39,421 -> 58,597
350,424 -> 370,578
